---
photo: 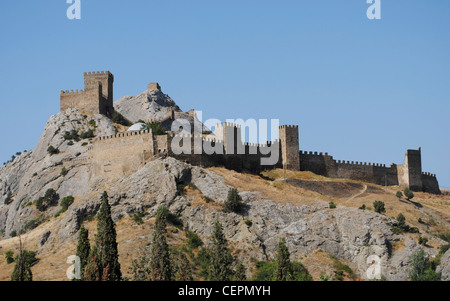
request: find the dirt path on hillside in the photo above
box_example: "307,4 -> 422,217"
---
347,184 -> 367,202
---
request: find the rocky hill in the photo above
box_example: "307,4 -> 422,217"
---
0,94 -> 449,281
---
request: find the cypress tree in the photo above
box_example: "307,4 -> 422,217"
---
76,226 -> 90,280
175,252 -> 193,281
274,238 -> 292,281
209,220 -> 234,281
150,206 -> 173,281
95,191 -> 121,281
84,245 -> 101,281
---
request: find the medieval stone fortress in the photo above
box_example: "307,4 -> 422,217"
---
61,71 -> 441,194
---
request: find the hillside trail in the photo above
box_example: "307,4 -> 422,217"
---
347,184 -> 368,202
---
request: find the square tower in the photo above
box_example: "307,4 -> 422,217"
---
279,125 -> 300,171
60,71 -> 115,118
405,147 -> 423,191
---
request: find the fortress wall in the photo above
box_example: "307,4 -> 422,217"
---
299,151 -> 329,176
90,130 -> 155,178
60,90 -> 85,112
422,173 -> 441,194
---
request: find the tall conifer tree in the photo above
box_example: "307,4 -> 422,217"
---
76,226 -> 90,280
150,206 -> 172,281
209,220 -> 233,281
95,191 -> 121,281
274,237 -> 292,281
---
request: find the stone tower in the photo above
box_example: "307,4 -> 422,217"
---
215,122 -> 243,155
405,147 -> 423,191
60,71 -> 115,118
279,125 -> 300,171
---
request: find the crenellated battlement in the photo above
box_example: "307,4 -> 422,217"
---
279,125 -> 298,129
84,70 -> 114,78
95,129 -> 153,142
336,160 -> 386,168
60,90 -> 84,95
422,172 -> 436,178
216,122 -> 241,128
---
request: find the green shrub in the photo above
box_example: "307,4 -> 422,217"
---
177,184 -> 186,196
334,270 -> 344,281
32,172 -> 38,177
253,261 -> 276,281
330,254 -> 356,280
88,120 -> 97,128
60,196 -> 74,211
329,202 -> 336,209
81,142 -> 88,146
60,167 -> 68,176
409,249 -> 441,281
245,220 -> 253,227
35,188 -> 57,212
359,204 -> 366,210
373,201 -> 386,214
404,188 -> 415,201
47,146 -> 60,156
156,206 -> 183,228
10,230 -> 17,237
25,214 -> 44,231
418,237 -> 429,246
5,250 -> 14,264
224,188 -> 243,213
187,231 -> 203,249
79,129 -> 94,139
396,191 -> 403,200
203,196 -> 214,203
112,112 -> 131,126
132,213 -> 144,225
63,130 -> 79,141
4,190 -> 13,205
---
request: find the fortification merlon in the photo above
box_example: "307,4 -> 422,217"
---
279,125 -> 299,129
60,90 -> 85,95
215,122 -> 242,128
335,159 -> 387,168
84,70 -> 114,78
422,172 -> 436,178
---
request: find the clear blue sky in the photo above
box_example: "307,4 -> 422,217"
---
0,1 -> 449,188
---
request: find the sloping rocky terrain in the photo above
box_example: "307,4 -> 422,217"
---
1,95 -> 449,281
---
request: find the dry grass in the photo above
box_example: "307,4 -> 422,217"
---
210,167 -> 450,243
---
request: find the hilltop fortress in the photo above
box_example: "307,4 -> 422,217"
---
61,71 -> 441,194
